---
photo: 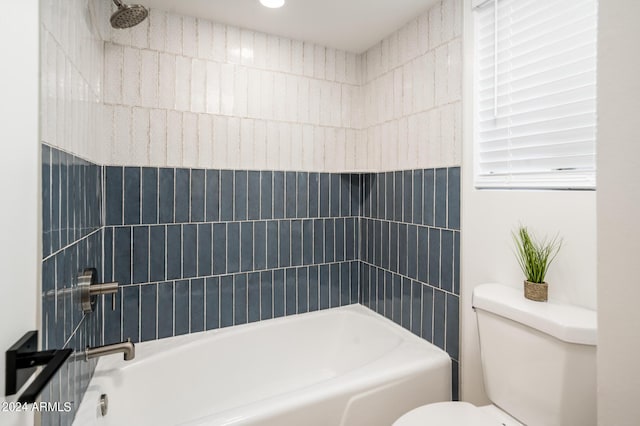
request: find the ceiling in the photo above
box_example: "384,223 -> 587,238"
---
137,0 -> 438,53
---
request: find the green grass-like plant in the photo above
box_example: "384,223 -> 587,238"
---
512,226 -> 562,284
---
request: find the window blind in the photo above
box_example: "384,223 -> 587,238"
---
473,0 -> 597,189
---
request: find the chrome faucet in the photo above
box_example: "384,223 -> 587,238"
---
85,338 -> 135,361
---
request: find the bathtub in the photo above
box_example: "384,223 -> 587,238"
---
73,305 -> 451,426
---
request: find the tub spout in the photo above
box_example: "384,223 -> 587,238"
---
86,338 -> 135,361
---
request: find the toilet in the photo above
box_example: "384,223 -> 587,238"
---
394,283 -> 597,426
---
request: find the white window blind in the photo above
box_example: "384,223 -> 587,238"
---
473,0 -> 598,189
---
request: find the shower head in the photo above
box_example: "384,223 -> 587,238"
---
110,0 -> 148,29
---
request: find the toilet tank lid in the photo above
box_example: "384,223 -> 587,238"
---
472,283 -> 597,345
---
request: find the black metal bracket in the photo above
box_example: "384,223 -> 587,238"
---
5,331 -> 72,404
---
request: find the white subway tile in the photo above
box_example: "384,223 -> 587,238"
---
182,16 -> 198,57
335,50 -> 346,83
166,14 -> 183,55
325,48 -> 336,81
278,37 -> 292,72
166,110 -> 183,167
313,45 -> 326,80
398,26 -> 409,66
334,128 -> 346,171
440,104 -> 455,166
101,105 -> 114,165
380,39 -> 390,75
408,114 -> 419,169
297,78 -> 310,123
441,0 -> 454,43
289,123 -> 303,170
226,26 -> 241,64
240,118 -> 255,169
122,47 -> 141,106
149,9 -> 166,52
149,109 -> 167,167
266,35 -> 279,71
175,55 -> 192,111
407,19 -> 419,61
341,85 -> 352,128
140,50 -> 159,108
253,32 -> 267,69
253,120 -> 268,170
197,19 -> 213,60
424,50 -> 435,110
291,40 -> 304,75
312,126 -> 325,171
110,24 -> 131,47
158,53 -> 176,110
132,107 -> 150,166
417,111 -> 429,167
205,61 -> 221,114
182,112 -> 198,167
402,63 -> 414,116
273,73 -> 287,121
303,42 -> 315,77
435,44 -> 448,106
344,129 -> 357,171
233,66 -> 248,117
191,58 -> 206,113
285,75 -> 299,122
266,121 -> 280,169
346,52 -> 358,85
429,2 -> 442,49
129,16 -> 149,49
393,68 -> 403,119
212,115 -> 228,168
104,43 -> 123,105
113,106 -> 131,165
227,117 -> 241,169
198,114 -> 213,168
388,32 -> 399,69
212,23 -> 226,62
397,117 -> 409,168
220,63 -> 235,115
453,101 -> 462,165
330,84 -> 342,127
418,11 -> 430,55
302,124 -> 314,171
260,71 -> 274,120
241,30 -> 255,66
427,109 -> 441,168
247,68 -> 261,118
448,39 -> 462,102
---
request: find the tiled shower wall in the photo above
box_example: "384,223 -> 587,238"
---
101,167 -> 361,344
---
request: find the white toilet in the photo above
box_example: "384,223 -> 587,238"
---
394,283 -> 597,426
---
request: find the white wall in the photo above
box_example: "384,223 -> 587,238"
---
0,1 -> 39,425
361,0 -> 462,171
460,0 -> 598,404
597,1 -> 640,424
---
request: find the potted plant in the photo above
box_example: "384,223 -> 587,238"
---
512,226 -> 562,302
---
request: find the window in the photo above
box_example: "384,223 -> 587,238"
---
473,0 -> 598,189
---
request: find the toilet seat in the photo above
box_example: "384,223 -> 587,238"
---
393,402 -> 504,426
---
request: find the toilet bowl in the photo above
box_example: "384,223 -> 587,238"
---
393,283 -> 597,426
393,402 -> 522,426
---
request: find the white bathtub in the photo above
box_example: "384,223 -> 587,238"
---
73,305 -> 451,426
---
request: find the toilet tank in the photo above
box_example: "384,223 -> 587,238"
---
472,283 -> 597,426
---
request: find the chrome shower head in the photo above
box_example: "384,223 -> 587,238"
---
110,0 -> 148,29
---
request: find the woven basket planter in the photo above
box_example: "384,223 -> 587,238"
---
524,280 -> 548,302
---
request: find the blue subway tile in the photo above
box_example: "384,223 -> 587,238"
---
206,169 -> 220,222
385,172 -> 394,221
124,167 -> 141,225
175,169 -> 190,223
285,268 -> 297,315
267,221 -> 279,269
403,170 -> 413,223
140,284 -> 157,342
59,154 -> 68,247
198,223 -> 212,276
103,227 -> 113,282
290,220 -> 302,266
446,294 -> 459,360
285,171 -> 297,219
330,174 -> 341,217
122,286 -> 140,343
377,269 -> 386,314
191,278 -> 205,333
308,265 -> 319,311
142,168 -> 158,224
407,225 -> 418,280
335,219 -> 345,262
398,224 -> 408,276
220,276 -> 234,327
227,222 -> 240,273
340,175 -> 351,217
234,170 -> 248,221
325,219 -> 335,263
157,282 -> 174,339
241,222 -> 254,272
401,278 -> 411,330
183,224 -> 197,278
441,230 -> 454,293
166,225 -> 182,280
380,221 -> 390,269
191,169 -> 205,222
158,168 -> 175,223
212,223 -> 227,275
433,290 -> 446,350
394,171 -> 403,221
350,261 -> 359,304
297,268 -> 308,313
279,221 -> 290,268
42,145 -> 51,257
114,227 -> 132,285
448,168 -> 460,230
435,168 -> 448,228
423,169 -> 435,226
308,173 -> 319,217
220,170 -> 234,221
350,175 -> 360,216
319,173 -> 330,217
345,218 -> 355,261
330,263 -> 340,308
411,282 -> 422,336
248,171 -> 261,220
384,271 -> 393,319
429,228 -> 441,287
234,274 -> 248,325
373,220 -> 381,265
297,172 -> 308,218
105,167 -> 123,226
389,222 -> 398,272
412,170 -> 423,225
303,220 -> 313,265
361,263 -> 370,307
273,269 -> 285,318
248,272 -> 260,322
377,173 -> 386,220
313,219 -> 324,264
392,274 -> 402,325
452,360 -> 459,401
132,226 -> 149,284
454,231 -> 460,295
340,263 -> 350,306
50,149 -> 60,251
418,226 -> 429,283
254,221 -> 267,270
206,277 -> 220,330
174,280 -> 190,335
260,271 -> 273,320
273,171 -> 285,219
422,286 -> 434,342
319,265 -> 330,309
260,171 -> 273,220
